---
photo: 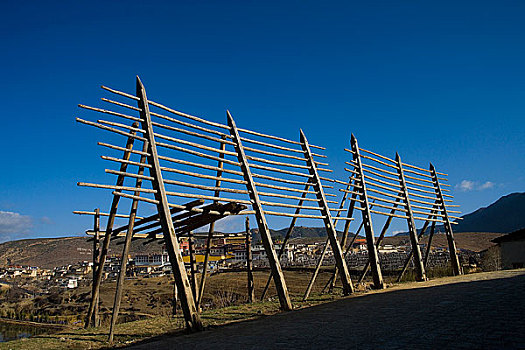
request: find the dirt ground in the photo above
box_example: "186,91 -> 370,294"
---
127,269 -> 525,350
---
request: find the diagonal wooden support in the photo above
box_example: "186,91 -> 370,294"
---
357,196 -> 402,283
301,130 -> 353,295
85,123 -> 139,328
261,180 -> 312,300
423,220 -> 437,268
136,76 -> 202,331
227,111 -> 292,311
397,206 -> 437,282
303,177 -> 357,301
108,140 -> 148,342
430,163 -> 462,275
328,177 -> 359,293
351,134 -> 384,289
197,137 -> 226,309
91,208 -> 100,327
395,152 -> 426,281
245,217 -> 255,303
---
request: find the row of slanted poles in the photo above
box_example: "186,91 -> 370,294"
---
227,111 -> 293,311
91,208 -> 101,328
245,217 -> 255,303
108,140 -> 149,342
136,77 -> 203,331
350,134 -> 385,289
300,130 -> 354,296
395,153 -> 427,281
85,123 -> 140,328
302,176 -> 356,301
196,136 -> 226,310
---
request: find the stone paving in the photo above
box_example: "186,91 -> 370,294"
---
127,269 -> 525,349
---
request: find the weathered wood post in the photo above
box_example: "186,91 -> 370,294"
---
430,163 -> 462,275
301,130 -> 353,295
395,152 -> 426,281
136,76 -> 202,331
397,208 -> 437,282
357,198 -> 401,283
260,182 -> 311,300
350,134 -> 384,289
108,140 -> 148,342
85,125 -> 139,328
197,136 -> 226,309
245,217 -> 255,303
227,111 -> 292,311
92,208 -> 100,327
188,231 -> 197,301
423,221 -> 437,268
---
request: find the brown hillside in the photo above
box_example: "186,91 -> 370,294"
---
0,236 -> 167,269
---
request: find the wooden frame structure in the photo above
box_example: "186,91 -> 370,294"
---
74,76 -> 354,336
340,134 -> 463,284
301,134 -> 463,299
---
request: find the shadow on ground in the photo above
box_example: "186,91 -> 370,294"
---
125,272 -> 525,350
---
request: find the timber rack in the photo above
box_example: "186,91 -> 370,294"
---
73,76 -> 355,336
301,134 -> 463,299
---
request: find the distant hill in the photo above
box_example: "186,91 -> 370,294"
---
395,192 -> 525,236
0,236 -> 167,269
453,192 -> 525,233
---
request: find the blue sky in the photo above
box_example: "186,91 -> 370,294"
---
0,1 -> 524,242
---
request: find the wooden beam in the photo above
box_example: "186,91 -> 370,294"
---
197,137 -> 226,309
350,134 -> 384,289
260,181 -> 312,300
301,130 -> 353,295
246,217 -> 255,303
136,76 -> 202,331
430,163 -> 462,275
227,111 -> 292,311
108,140 -> 148,342
396,152 -> 426,282
357,196 -> 401,283
85,123 -> 139,329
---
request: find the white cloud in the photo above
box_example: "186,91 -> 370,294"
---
457,180 -> 475,192
0,211 -> 33,242
478,181 -> 494,190
456,180 -> 496,192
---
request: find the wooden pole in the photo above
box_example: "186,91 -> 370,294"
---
227,111 -> 292,311
357,197 -> 401,283
395,152 -> 426,282
188,231 -> 197,301
85,124 -> 138,328
301,130 -> 353,295
136,76 -> 202,331
328,179 -> 359,292
196,137 -> 226,309
260,181 -> 312,300
91,208 -> 100,327
396,207 -> 437,282
350,134 -> 384,289
430,163 -> 462,275
108,140 -> 148,342
423,220 -> 437,268
303,178 -> 357,300
246,217 -> 254,303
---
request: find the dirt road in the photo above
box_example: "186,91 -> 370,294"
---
127,269 -> 525,349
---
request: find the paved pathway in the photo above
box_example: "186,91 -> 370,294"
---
128,270 -> 525,349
